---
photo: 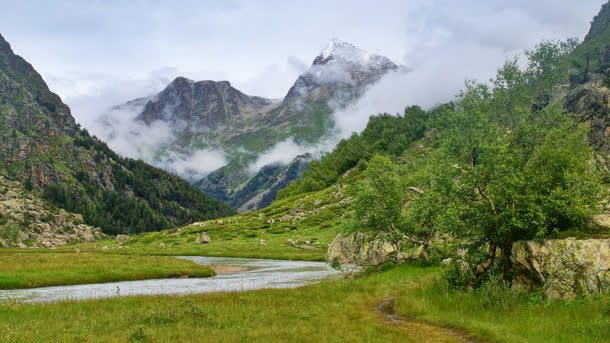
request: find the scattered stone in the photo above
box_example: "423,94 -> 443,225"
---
258,239 -> 266,245
74,248 -> 81,253
196,232 -> 211,244
115,235 -> 131,244
0,176 -> 104,248
286,239 -> 320,250
159,242 -> 166,248
101,245 -> 109,251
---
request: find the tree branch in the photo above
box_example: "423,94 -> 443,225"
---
407,186 -> 425,196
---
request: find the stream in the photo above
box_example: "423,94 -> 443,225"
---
0,256 -> 342,303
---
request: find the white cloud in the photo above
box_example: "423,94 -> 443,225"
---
161,149 -> 228,181
1,0 -> 604,180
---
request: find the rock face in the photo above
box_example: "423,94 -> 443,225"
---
103,38 -> 400,211
0,33 -> 233,235
326,232 -> 399,266
0,176 -> 103,248
511,239 -> 610,299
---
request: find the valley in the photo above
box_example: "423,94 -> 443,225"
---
1,1 -> 610,342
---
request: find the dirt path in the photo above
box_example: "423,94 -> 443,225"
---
375,298 -> 481,343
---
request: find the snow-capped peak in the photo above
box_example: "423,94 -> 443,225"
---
316,38 -> 395,70
319,38 -> 371,61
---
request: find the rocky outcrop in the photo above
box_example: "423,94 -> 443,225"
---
104,39 -> 399,212
511,239 -> 610,299
0,176 -> 103,248
0,33 -> 234,235
326,232 -> 399,266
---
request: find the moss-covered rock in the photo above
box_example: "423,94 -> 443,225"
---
326,232 -> 399,266
511,238 -> 609,299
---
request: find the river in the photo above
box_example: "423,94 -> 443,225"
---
0,256 -> 342,303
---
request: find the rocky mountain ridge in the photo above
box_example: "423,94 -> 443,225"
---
0,33 -> 234,235
103,38 -> 399,211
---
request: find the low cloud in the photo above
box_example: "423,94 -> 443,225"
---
65,69 -> 228,181
160,149 -> 228,181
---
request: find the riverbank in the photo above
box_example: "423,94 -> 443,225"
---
1,264 -> 607,342
0,251 -> 215,289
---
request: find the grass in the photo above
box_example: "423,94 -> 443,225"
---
396,273 -> 610,343
62,184 -> 354,262
0,264 -> 607,342
0,252 -> 215,289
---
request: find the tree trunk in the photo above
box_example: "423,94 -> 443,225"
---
500,240 -> 514,284
467,243 -> 497,289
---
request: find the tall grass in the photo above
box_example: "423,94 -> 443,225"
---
0,252 -> 214,289
0,264 -> 606,342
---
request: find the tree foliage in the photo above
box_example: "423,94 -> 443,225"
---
406,41 -> 603,285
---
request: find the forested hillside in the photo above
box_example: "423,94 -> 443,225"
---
0,33 -> 234,235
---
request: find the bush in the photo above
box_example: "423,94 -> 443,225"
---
442,260 -> 472,291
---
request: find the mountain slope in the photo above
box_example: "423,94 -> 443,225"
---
0,176 -> 103,247
104,38 -> 399,211
0,33 -> 234,235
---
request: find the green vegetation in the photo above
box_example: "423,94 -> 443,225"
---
280,40 -> 607,289
403,42 -> 603,287
279,105 -> 429,198
0,264 -> 606,342
0,252 -> 215,289
0,33 -> 234,236
106,183 -> 351,261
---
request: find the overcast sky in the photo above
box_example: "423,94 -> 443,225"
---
0,0 -> 606,124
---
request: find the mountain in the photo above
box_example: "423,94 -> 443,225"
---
0,33 -> 234,235
103,39 -> 399,211
561,0 -> 610,162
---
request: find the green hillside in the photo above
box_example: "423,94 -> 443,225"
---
0,33 -> 234,235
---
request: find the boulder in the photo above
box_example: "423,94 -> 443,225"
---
115,235 -> 131,244
326,232 -> 399,266
196,232 -> 211,244
511,238 -> 610,299
590,214 -> 610,229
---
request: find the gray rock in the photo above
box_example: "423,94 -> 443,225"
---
115,235 -> 131,244
511,239 -> 610,299
196,232 -> 211,244
326,232 -> 399,266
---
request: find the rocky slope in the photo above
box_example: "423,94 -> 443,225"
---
0,176 -> 103,247
0,33 -> 234,235
562,1 -> 610,161
102,39 -> 399,211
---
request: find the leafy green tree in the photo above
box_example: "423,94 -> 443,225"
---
352,155 -> 404,239
407,43 -> 603,287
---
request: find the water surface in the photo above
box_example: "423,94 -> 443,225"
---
0,256 -> 341,303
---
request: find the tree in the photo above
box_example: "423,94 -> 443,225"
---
407,48 -> 603,287
352,155 -> 404,239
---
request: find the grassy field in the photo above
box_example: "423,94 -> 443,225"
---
0,264 -> 607,342
0,252 -> 215,289
61,184 -> 353,262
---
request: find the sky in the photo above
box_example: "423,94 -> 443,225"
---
0,0 -> 607,177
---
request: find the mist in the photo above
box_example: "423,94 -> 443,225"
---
29,0 -> 603,180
